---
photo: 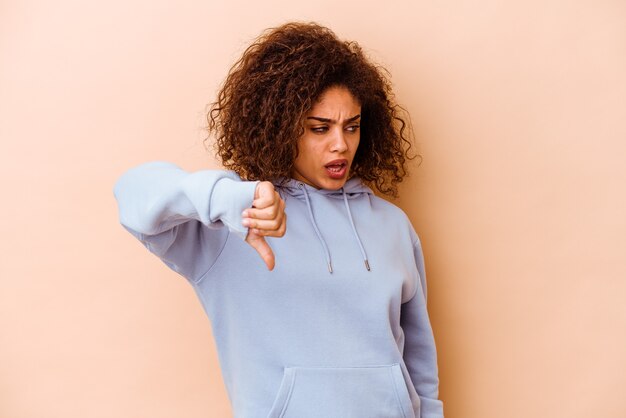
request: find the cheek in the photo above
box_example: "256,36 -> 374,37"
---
301,140 -> 322,161
294,139 -> 316,168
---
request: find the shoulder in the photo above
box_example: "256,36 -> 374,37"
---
367,194 -> 411,222
367,194 -> 419,244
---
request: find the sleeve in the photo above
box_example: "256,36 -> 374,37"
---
400,234 -> 444,418
112,160 -> 259,283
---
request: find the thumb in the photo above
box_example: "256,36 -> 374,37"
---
245,232 -> 276,271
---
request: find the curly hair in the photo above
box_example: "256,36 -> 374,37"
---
204,21 -> 420,198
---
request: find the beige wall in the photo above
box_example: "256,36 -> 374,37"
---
1,1 -> 625,417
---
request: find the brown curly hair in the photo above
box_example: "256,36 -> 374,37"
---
204,21 -> 420,198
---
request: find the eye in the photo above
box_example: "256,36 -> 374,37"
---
311,126 -> 328,134
346,125 -> 360,133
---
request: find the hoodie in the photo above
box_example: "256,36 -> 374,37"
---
113,160 -> 444,418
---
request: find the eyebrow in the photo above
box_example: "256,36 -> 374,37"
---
306,114 -> 361,124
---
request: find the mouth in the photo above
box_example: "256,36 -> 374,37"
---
324,159 -> 348,179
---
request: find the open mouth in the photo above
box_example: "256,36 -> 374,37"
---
325,163 -> 346,173
324,160 -> 348,179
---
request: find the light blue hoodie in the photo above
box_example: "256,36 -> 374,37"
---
113,160 -> 444,418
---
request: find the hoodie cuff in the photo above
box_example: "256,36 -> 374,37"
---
211,176 -> 259,240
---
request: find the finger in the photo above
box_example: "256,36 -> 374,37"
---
249,211 -> 286,238
244,206 -> 277,220
246,234 -> 275,270
259,217 -> 286,238
278,212 -> 287,237
271,201 -> 287,236
243,199 -> 284,221
252,182 -> 276,209
244,217 -> 283,231
249,228 -> 280,237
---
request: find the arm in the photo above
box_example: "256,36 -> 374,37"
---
401,234 -> 444,418
112,160 -> 259,283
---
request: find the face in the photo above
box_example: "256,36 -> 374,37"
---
291,85 -> 361,190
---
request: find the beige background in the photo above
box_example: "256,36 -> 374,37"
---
1,1 -> 625,417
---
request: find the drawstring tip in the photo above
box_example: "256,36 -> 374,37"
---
328,262 -> 333,274
364,259 -> 371,271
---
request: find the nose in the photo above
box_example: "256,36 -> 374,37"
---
329,128 -> 348,153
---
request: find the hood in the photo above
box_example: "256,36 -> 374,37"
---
272,176 -> 374,274
274,176 -> 374,200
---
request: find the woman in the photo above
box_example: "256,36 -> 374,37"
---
113,21 -> 444,418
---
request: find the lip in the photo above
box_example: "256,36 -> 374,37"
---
324,158 -> 348,167
324,158 -> 349,180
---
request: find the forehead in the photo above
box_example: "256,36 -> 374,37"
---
308,86 -> 361,114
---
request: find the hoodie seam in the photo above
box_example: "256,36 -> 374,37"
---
403,240 -> 421,304
192,228 -> 231,285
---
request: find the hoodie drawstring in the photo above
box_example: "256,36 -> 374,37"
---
297,182 -> 371,274
341,187 -> 371,272
299,183 -> 333,273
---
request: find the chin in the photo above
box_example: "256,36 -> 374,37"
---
293,169 -> 349,190
319,177 -> 347,190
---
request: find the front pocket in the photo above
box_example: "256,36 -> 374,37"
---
266,363 -> 415,418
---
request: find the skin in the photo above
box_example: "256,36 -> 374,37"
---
292,85 -> 362,190
242,182 -> 286,271
242,85 -> 361,270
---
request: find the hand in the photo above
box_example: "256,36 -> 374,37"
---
242,181 -> 286,270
